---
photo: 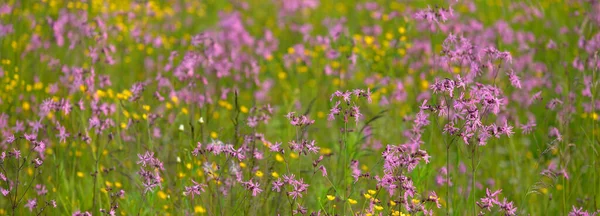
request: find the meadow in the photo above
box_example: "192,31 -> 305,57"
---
0,0 -> 599,215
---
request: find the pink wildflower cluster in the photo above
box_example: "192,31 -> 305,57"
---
137,151 -> 165,193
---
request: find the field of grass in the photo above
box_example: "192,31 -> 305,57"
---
0,0 -> 599,215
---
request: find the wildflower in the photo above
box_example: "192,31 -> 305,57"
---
194,206 -> 207,214
33,158 -> 43,168
268,142 -> 282,153
183,180 -> 207,199
426,191 -> 441,208
25,199 -> 37,212
267,152 -> 281,162
137,151 -> 164,193
351,160 -> 361,182
57,125 -> 70,143
549,127 -> 563,141
10,149 -> 20,159
507,70 -> 521,89
73,211 -> 92,216
4,134 -> 15,144
318,165 -> 327,177
546,98 -> 563,110
244,180 -> 263,196
272,179 -> 284,192
499,198 -> 517,216
292,204 -> 308,215
1,188 -> 9,196
129,82 -> 146,102
477,188 -> 503,211
285,112 -> 315,126
327,195 -> 335,201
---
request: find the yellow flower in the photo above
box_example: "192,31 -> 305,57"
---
289,152 -> 299,159
385,33 -> 394,40
34,82 -> 43,90
278,71 -> 287,80
240,106 -> 249,113
297,66 -> 308,73
22,102 -> 30,111
317,111 -> 325,118
364,193 -> 372,199
420,80 -> 429,90
239,162 -> 247,168
271,172 -> 279,178
158,191 -> 168,199
368,189 -> 376,195
398,27 -> 406,34
327,195 -> 335,201
194,206 -> 206,213
210,132 -> 218,139
320,148 -> 332,155
364,36 -> 375,45
331,61 -> 340,69
171,96 -> 179,104
255,171 -> 264,177
452,67 -> 461,74
397,48 -> 406,56
77,172 -> 84,178
275,154 -> 284,162
374,205 -> 383,211
348,199 -> 357,204
95,90 -> 106,98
